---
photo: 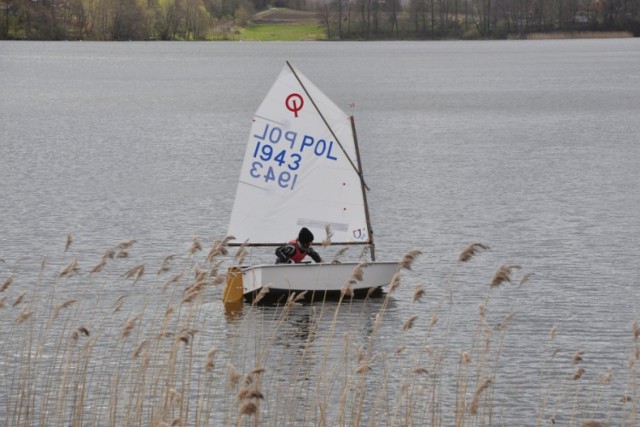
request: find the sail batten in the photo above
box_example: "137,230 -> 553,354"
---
227,63 -> 370,246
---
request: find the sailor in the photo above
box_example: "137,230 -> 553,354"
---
275,227 -> 323,264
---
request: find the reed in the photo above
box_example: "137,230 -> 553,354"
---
0,236 -> 637,426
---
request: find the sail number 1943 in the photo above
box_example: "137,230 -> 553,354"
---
249,141 -> 300,190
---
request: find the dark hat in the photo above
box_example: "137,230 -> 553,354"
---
298,227 -> 314,244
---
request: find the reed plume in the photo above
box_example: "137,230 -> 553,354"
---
124,264 -> 145,285
239,402 -> 257,416
59,257 -> 79,277
572,367 -> 586,380
403,315 -> 418,331
206,236 -> 234,262
572,349 -> 585,364
116,239 -> 137,250
398,249 -> 422,271
1,273 -> 13,292
322,224 -> 333,246
458,242 -> 489,262
121,315 -> 139,338
413,284 -> 425,302
157,255 -> 175,275
189,236 -> 202,255
388,272 -> 401,294
0,297 -> 5,308
52,299 -> 77,320
550,325 -> 558,340
65,233 -> 73,252
90,260 -> 107,275
227,362 -> 241,388
490,264 -> 521,287
633,320 -> 640,341
252,285 -> 270,305
205,346 -> 218,372
113,294 -> 127,313
133,339 -> 150,359
16,308 -> 32,324
234,241 -> 249,265
469,377 -> 492,414
13,291 -> 26,307
332,247 -> 349,263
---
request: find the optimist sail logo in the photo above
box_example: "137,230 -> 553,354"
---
285,93 -> 304,118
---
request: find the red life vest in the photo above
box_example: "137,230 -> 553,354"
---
289,239 -> 308,263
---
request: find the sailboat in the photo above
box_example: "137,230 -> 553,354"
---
223,61 -> 397,303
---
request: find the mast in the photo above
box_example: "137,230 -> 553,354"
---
350,116 -> 376,261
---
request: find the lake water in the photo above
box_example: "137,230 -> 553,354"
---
1,39 -> 640,425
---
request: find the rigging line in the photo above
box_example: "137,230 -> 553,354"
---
285,61 -> 370,191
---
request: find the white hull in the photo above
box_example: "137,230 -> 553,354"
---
239,261 -> 397,298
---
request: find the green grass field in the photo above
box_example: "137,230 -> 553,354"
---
237,24 -> 326,41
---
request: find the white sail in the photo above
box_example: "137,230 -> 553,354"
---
227,63 -> 370,245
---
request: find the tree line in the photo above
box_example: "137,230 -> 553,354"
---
1,0 -> 638,40
319,0 -> 640,39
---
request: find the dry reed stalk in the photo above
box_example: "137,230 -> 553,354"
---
518,272 -> 535,287
70,326 -> 90,340
550,325 -> 558,340
90,260 -> 107,275
413,367 -> 429,375
59,258 -> 79,277
572,367 -> 586,380
234,241 -> 249,265
102,248 -> 116,260
133,339 -> 150,359
206,236 -> 234,262
237,388 -> 264,400
468,377 -> 492,414
227,362 -> 241,388
117,239 -> 137,250
572,350 -> 585,364
116,251 -> 129,259
65,233 -> 72,252
322,224 -> 334,246
16,308 -> 32,323
430,313 -> 439,327
496,313 -> 515,331
580,421 -> 605,427
332,247 -> 349,263
1,273 -> 14,292
113,294 -> 127,313
162,274 -> 183,292
394,345 -> 406,355
157,255 -> 176,275
124,264 -> 145,285
599,366 -> 613,383
205,346 -> 218,372
388,272 -> 401,294
121,315 -> 139,338
633,321 -> 640,341
12,291 -> 26,307
189,236 -> 202,255
413,284 -> 425,302
0,297 -> 5,308
239,401 -> 257,416
252,285 -> 270,305
398,249 -> 422,271
490,264 -> 521,287
403,315 -> 418,331
52,299 -> 77,320
458,243 -> 490,262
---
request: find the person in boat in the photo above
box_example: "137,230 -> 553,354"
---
275,227 -> 323,264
